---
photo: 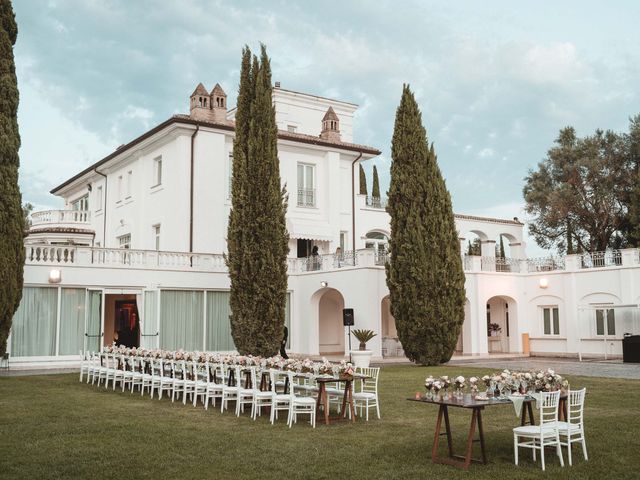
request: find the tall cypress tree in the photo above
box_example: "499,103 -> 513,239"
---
359,164 -> 367,195
386,85 -> 465,365
226,45 -> 289,356
498,235 -> 506,259
372,165 -> 381,198
0,0 -> 23,356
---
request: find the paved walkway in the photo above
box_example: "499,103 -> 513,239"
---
447,357 -> 640,380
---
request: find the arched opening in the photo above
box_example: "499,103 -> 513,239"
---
381,295 -> 403,357
456,299 -> 471,354
317,288 -> 345,355
486,295 -> 517,353
365,230 -> 389,265
462,231 -> 484,256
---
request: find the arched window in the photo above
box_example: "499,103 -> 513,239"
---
365,231 -> 389,252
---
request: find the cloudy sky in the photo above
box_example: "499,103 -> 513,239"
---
13,1 -> 640,254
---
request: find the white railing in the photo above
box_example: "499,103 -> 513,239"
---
527,256 -> 565,272
25,245 -> 229,272
481,256 -> 521,273
287,251 -> 357,273
580,250 -> 622,269
365,196 -> 387,209
25,245 -> 76,264
463,254 -> 473,271
30,209 -> 91,226
297,188 -> 316,207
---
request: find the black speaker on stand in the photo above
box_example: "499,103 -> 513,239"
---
343,308 -> 354,362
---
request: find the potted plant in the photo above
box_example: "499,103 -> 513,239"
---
351,329 -> 377,368
487,323 -> 502,337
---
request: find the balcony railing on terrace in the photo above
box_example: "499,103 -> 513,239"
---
365,196 -> 387,209
527,256 -> 566,272
480,256 -> 521,273
297,188 -> 316,207
30,209 -> 91,226
580,250 -> 622,269
287,250 -> 357,272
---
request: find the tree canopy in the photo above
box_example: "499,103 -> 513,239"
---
386,85 -> 466,365
0,0 -> 24,356
524,118 -> 640,253
226,45 -> 289,357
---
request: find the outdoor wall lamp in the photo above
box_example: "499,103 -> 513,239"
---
539,278 -> 549,289
49,269 -> 62,284
320,281 -> 328,288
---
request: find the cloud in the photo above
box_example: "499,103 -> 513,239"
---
12,0 -> 640,256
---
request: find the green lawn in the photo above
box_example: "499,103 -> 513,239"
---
1,365 -> 638,480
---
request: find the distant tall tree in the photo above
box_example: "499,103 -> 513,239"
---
22,202 -> 33,228
0,0 -> 24,356
498,235 -> 505,259
623,115 -> 640,246
386,85 -> 466,365
372,165 -> 381,198
359,164 -> 367,195
524,126 -> 630,253
226,45 -> 289,356
467,238 -> 481,256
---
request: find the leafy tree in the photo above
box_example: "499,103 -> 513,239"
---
385,85 -> 466,365
623,115 -> 640,246
0,0 -> 24,356
225,45 -> 289,357
359,164 -> 367,195
22,202 -> 33,228
466,238 -> 481,256
524,126 -> 630,253
498,235 -> 505,259
372,165 -> 381,198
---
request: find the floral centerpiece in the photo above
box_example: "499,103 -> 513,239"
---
425,375 -> 435,398
469,376 -> 479,394
440,375 -> 451,398
453,376 -> 466,398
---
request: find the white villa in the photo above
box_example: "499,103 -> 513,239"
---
10,82 -> 640,367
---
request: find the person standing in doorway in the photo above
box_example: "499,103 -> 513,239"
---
280,325 -> 289,359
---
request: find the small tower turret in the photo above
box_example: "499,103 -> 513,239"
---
210,83 -> 227,123
190,83 -> 214,121
320,106 -> 341,142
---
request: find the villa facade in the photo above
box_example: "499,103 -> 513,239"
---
10,83 -> 640,367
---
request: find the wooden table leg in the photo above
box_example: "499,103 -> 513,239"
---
347,380 -> 356,422
462,409 -> 479,469
476,408 -> 487,464
316,383 -> 330,425
431,405 -> 445,463
559,398 -> 567,421
527,402 -> 535,425
443,405 -> 454,458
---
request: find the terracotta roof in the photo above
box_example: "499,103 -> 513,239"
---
454,213 -> 524,226
51,115 -> 381,194
191,82 -> 208,97
28,227 -> 96,235
322,106 -> 339,121
211,83 -> 226,96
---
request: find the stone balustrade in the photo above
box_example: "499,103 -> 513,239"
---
30,209 -> 91,227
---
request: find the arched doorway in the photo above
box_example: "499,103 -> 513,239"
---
317,288 -> 345,355
365,231 -> 389,265
380,295 -> 403,357
486,295 -> 517,353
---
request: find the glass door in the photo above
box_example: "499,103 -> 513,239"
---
84,289 -> 103,353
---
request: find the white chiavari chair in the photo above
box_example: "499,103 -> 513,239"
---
558,388 -> 588,465
513,390 -> 564,471
286,371 -> 316,428
251,367 -> 274,420
220,365 -> 241,413
352,366 -> 381,421
204,363 -> 225,409
269,369 -> 292,424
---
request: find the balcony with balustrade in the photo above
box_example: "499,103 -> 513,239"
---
27,209 -> 95,245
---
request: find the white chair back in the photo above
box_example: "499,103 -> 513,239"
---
540,390 -> 561,425
357,366 -> 380,393
567,388 -> 586,425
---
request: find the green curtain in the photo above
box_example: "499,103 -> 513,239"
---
160,290 -> 204,351
10,287 -> 58,356
285,293 -> 291,349
142,290 -> 158,349
59,288 -> 86,355
86,290 -> 102,353
206,291 -> 234,351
